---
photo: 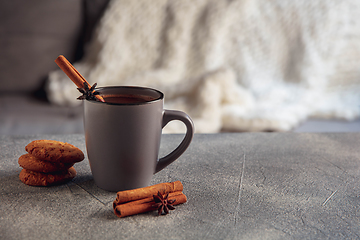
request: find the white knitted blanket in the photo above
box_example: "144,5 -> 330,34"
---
47,0 -> 360,133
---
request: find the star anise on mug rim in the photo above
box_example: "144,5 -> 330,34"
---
153,191 -> 176,215
77,82 -> 100,101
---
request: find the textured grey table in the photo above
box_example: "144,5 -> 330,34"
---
1,133 -> 359,239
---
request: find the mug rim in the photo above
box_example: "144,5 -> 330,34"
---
88,86 -> 164,106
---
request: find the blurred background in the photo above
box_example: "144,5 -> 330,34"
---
1,0 -> 360,135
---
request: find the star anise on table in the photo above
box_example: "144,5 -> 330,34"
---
153,191 -> 176,215
77,82 -> 100,101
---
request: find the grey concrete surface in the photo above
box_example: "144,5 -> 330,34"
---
1,133 -> 360,239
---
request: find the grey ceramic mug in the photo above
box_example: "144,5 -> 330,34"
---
84,86 -> 194,192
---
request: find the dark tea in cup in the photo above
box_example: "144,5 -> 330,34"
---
101,94 -> 156,104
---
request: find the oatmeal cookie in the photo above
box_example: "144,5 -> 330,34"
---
19,167 -> 77,186
18,153 -> 74,173
25,140 -> 84,163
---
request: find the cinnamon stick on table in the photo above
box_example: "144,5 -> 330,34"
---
114,181 -> 184,205
54,55 -> 105,102
114,191 -> 187,218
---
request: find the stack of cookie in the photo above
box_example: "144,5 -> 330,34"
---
18,140 -> 84,187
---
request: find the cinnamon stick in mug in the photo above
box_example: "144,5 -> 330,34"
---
54,55 -> 105,102
55,55 -> 87,88
114,181 -> 183,204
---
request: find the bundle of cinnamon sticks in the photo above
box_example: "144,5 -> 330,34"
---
113,181 -> 187,218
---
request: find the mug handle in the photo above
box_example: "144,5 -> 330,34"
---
155,110 -> 194,173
